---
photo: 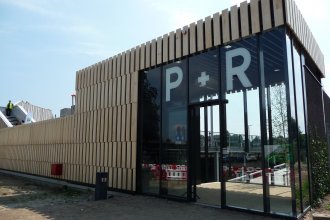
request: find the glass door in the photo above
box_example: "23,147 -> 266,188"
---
190,104 -> 221,206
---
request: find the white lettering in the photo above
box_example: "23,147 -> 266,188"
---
198,71 -> 209,87
166,66 -> 183,102
226,48 -> 252,91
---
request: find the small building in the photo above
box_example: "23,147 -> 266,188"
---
0,0 -> 329,218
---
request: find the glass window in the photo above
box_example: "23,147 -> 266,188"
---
141,67 -> 161,194
221,36 -> 263,211
161,60 -> 188,197
293,42 -> 309,212
189,49 -> 219,103
261,29 -> 293,215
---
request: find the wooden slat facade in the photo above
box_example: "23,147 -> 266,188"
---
0,0 -> 325,193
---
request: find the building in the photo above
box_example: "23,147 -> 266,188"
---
0,0 -> 328,218
0,101 -> 53,128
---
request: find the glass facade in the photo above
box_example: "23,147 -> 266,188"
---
140,27 -> 311,218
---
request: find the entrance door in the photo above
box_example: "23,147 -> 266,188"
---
189,104 -> 222,206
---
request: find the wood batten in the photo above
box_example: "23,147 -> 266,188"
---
175,28 -> 182,58
169,31 -> 175,61
204,16 -> 213,49
189,23 -> 196,54
273,0 -> 284,26
197,19 -> 204,52
182,26 -> 189,56
261,0 -> 272,31
212,12 -> 221,46
250,0 -> 261,34
230,5 -> 239,41
157,37 -> 162,65
221,9 -> 230,44
240,1 -> 249,38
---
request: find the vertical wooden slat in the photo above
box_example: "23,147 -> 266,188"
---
292,0 -> 297,36
101,60 -> 106,82
125,50 -> 130,75
121,105 -> 126,142
162,34 -> 169,62
189,22 -> 196,54
122,143 -> 126,169
116,54 -> 121,78
151,39 -> 156,67
251,0 -> 261,34
145,41 -> 151,68
112,78 -> 117,107
116,77 -> 121,106
230,5 -> 239,40
130,71 -> 138,103
297,8 -> 302,42
169,31 -> 175,61
104,59 -> 109,80
131,103 -> 137,142
112,107 -> 117,142
126,142 -> 131,169
121,52 -> 125,76
97,83 -> 101,110
117,106 -> 122,141
117,142 -> 122,168
104,80 -> 109,109
126,104 -> 131,141
122,168 -> 127,190
140,44 -> 145,70
104,142 -> 109,167
156,37 -> 162,65
273,0 -> 284,26
131,142 -> 136,169
197,19 -> 204,52
125,74 -> 131,104
213,13 -> 221,46
108,107 -> 113,142
104,108 -> 109,143
130,48 -> 135,74
135,46 -> 140,71
205,16 -> 212,49
240,1 -> 249,38
182,25 -> 189,56
119,76 -> 125,105
261,0 -> 272,31
222,9 -> 230,43
100,109 -> 105,143
112,142 -> 117,167
175,28 -> 182,58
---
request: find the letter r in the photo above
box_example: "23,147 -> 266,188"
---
226,47 -> 252,91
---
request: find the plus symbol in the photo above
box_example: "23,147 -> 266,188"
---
198,71 -> 209,87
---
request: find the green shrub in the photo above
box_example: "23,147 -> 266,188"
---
310,138 -> 330,206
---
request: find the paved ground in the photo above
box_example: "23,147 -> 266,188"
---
0,172 -> 286,220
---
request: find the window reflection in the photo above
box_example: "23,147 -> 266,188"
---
293,42 -> 309,211
141,68 -> 161,194
189,49 -> 219,103
161,61 -> 188,197
262,29 -> 293,215
222,36 -> 263,211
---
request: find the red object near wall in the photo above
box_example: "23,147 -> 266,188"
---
51,164 -> 63,175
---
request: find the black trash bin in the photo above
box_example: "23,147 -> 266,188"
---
95,172 -> 108,201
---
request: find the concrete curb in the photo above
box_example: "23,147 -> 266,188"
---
313,213 -> 330,220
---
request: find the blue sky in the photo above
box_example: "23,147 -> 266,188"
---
0,0 -> 329,116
